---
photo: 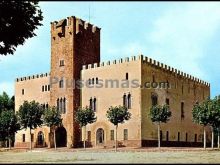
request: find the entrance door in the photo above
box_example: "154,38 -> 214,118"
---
96,128 -> 104,145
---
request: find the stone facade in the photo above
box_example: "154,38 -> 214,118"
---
14,16 -> 211,148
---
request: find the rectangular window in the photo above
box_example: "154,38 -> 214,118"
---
87,131 -> 91,142
59,80 -> 64,88
166,131 -> 169,141
22,89 -> 24,95
48,85 -> 50,91
22,134 -> 25,142
42,86 -> 44,92
110,130 -> 114,141
178,132 -> 180,142
181,102 -> 184,120
194,134 -> 197,142
31,133 -> 34,142
60,60 -> 64,66
45,85 -> 47,91
126,73 -> 129,80
124,129 -> 128,140
166,98 -> 169,105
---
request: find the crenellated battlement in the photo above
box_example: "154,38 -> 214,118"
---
50,16 -> 101,35
15,72 -> 50,82
82,54 -> 210,87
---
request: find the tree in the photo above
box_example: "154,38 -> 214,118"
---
75,106 -> 97,149
0,1 -> 43,55
43,106 -> 62,150
17,100 -> 44,150
149,104 -> 171,148
106,106 -> 131,152
0,110 -> 20,149
192,98 -> 211,149
0,92 -> 14,114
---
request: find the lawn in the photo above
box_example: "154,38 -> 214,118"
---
0,148 -> 220,164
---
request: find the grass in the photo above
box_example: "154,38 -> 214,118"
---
0,148 -> 220,163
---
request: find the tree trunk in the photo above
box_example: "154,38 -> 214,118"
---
84,126 -> 86,149
211,127 -> 214,149
115,125 -> 118,152
204,126 -> 206,150
30,128 -> 32,151
158,123 -> 160,148
218,128 -> 220,149
54,129 -> 56,150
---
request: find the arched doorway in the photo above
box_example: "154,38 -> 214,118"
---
96,128 -> 104,145
37,131 -> 44,147
55,127 -> 67,147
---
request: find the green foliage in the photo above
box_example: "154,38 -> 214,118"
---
207,96 -> 220,129
0,1 -> 43,55
149,104 -> 172,123
75,106 -> 97,127
16,100 -> 44,130
43,106 -> 62,128
0,92 -> 14,114
106,106 -> 131,126
192,98 -> 212,126
0,110 -> 20,140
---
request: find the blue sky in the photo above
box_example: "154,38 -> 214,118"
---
0,2 -> 220,97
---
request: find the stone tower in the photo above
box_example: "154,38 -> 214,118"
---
50,16 -> 100,147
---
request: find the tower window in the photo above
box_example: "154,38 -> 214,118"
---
93,98 -> 97,112
92,78 -> 95,85
89,98 -> 93,110
181,102 -> 184,120
45,85 -> 47,91
123,94 -> 127,108
59,80 -> 64,88
48,85 -> 50,91
127,94 -> 131,109
96,77 -> 98,84
42,86 -> 44,92
57,99 -> 59,111
22,89 -> 25,95
60,60 -> 64,66
126,73 -> 129,80
166,98 -> 169,105
63,98 -> 66,114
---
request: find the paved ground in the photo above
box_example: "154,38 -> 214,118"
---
0,147 -> 220,163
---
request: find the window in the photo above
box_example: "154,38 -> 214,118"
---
126,73 -> 129,80
127,94 -> 131,109
178,132 -> 180,142
22,134 -> 25,142
124,129 -> 128,140
57,99 -> 59,111
48,85 -> 50,91
194,134 -> 197,142
45,85 -> 47,91
89,98 -> 93,110
123,94 -> 127,107
59,98 -> 63,113
88,79 -> 91,85
63,98 -> 66,114
151,94 -> 158,106
22,89 -> 24,95
166,98 -> 169,105
92,78 -> 95,85
59,80 -> 64,88
87,131 -> 91,142
166,131 -> 169,141
110,130 -> 114,141
93,98 -> 96,112
42,86 -> 44,92
152,75 -> 155,82
181,102 -> 184,120
31,133 -> 34,142
60,60 -> 64,66
186,133 -> 188,142
96,77 -> 98,84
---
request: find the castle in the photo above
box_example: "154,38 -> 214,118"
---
14,16 -> 211,148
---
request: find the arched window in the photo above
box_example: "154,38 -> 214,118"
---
59,80 -> 64,88
45,85 -> 47,91
123,94 -> 127,108
126,73 -> 129,80
151,94 -> 158,106
96,77 -> 98,84
92,78 -> 95,85
42,86 -> 44,92
89,98 -> 93,109
63,98 -> 66,114
57,99 -> 59,111
60,98 -> 63,113
93,98 -> 96,111
127,93 -> 131,109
